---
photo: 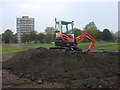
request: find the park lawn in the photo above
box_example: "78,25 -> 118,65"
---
95,45 -> 120,51
77,42 -> 118,47
24,43 -> 88,47
95,42 -> 118,46
24,42 -> 118,48
1,44 -> 28,54
2,48 -> 28,54
24,42 -> 119,51
1,42 -> 119,54
1,42 -> 118,55
24,43 -> 55,47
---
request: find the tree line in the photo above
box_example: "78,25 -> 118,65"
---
1,27 -> 56,44
1,22 -> 119,43
21,27 -> 56,43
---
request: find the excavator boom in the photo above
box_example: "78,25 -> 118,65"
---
76,32 -> 96,53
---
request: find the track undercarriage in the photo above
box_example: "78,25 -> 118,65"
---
50,47 -> 83,53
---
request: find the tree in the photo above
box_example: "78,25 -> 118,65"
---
29,31 -> 38,43
2,29 -> 16,43
73,28 -> 83,38
37,33 -> 45,43
44,27 -> 56,43
83,29 -> 101,40
0,34 -> 2,44
12,33 -> 18,43
45,27 -> 55,34
84,22 -> 97,30
100,29 -> 113,41
44,34 -> 55,43
83,22 -> 100,40
114,31 -> 120,38
21,31 -> 38,43
111,31 -> 120,42
21,33 -> 30,43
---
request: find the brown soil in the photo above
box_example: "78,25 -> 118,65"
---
2,54 -> 15,62
2,70 -> 64,88
2,47 -> 119,88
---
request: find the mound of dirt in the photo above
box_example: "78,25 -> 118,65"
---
3,47 -> 119,88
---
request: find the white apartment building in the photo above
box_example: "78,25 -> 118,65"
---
17,16 -> 34,43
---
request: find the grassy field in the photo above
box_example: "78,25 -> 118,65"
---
24,42 -> 119,51
95,45 -> 119,51
1,42 -> 119,54
24,42 -> 118,47
77,42 -> 118,47
78,42 -> 119,51
24,43 -> 55,47
1,44 -> 28,54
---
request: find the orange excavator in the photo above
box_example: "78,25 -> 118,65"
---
50,18 -> 96,53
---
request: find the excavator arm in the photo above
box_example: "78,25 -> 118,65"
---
75,32 -> 96,53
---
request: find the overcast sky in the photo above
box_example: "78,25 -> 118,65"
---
0,0 -> 119,34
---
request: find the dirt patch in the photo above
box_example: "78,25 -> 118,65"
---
2,47 -> 119,88
2,54 -> 15,62
2,44 -> 24,48
2,70 -> 64,88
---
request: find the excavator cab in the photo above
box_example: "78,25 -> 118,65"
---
55,18 -> 74,37
55,18 -> 77,46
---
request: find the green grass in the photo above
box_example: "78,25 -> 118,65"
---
77,42 -> 118,47
24,42 -> 118,47
1,44 -> 28,55
24,43 -> 89,47
95,42 -> 118,46
24,43 -> 55,47
95,45 -> 120,51
1,42 -> 119,55
77,42 -> 119,51
2,48 -> 28,54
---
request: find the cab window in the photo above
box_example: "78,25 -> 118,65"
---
55,22 -> 59,31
